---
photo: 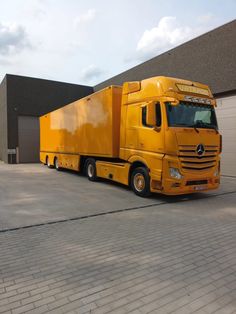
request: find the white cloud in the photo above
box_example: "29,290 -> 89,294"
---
74,9 -> 96,26
0,58 -> 11,65
22,0 -> 47,20
0,22 -> 30,55
136,16 -> 200,61
80,64 -> 103,83
0,1 -> 228,86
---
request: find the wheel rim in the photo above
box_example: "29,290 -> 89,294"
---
87,163 -> 94,177
133,173 -> 145,192
47,158 -> 50,167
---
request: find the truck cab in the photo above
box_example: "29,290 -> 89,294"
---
119,76 -> 221,196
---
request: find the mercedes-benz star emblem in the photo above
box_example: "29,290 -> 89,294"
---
196,144 -> 205,156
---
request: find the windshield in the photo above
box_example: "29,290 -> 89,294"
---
165,102 -> 218,129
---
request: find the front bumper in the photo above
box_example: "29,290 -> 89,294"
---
160,176 -> 220,195
150,155 -> 220,195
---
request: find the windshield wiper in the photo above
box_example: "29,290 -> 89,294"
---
189,122 -> 218,133
193,126 -> 199,133
185,124 -> 200,133
169,123 -> 200,132
196,122 -> 218,130
169,122 -> 217,133
210,125 -> 219,134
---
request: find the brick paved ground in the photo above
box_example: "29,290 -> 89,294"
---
0,163 -> 236,231
0,163 -> 163,230
0,187 -> 236,314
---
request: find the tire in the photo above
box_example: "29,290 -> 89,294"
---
46,156 -> 51,168
54,157 -> 61,171
131,167 -> 151,197
85,158 -> 98,181
43,157 -> 47,165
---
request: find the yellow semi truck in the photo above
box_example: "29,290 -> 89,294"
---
40,76 -> 221,197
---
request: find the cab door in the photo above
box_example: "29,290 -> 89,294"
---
125,103 -> 139,150
137,102 -> 164,154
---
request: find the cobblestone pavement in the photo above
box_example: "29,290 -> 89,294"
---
0,187 -> 236,313
0,163 -> 166,230
0,163 -> 236,231
0,164 -> 236,313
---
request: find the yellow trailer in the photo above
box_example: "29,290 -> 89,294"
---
40,76 -> 221,197
40,86 -> 122,170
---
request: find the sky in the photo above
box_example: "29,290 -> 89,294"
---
0,0 -> 235,86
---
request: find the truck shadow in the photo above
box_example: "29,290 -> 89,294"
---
56,167 -> 223,205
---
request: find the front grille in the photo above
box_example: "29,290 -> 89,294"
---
186,180 -> 208,186
179,145 -> 218,171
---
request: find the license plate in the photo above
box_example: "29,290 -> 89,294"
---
194,185 -> 207,191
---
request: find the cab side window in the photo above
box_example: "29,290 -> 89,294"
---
156,102 -> 161,127
142,106 -> 150,127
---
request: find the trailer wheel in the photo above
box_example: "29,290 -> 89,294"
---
85,158 -> 98,181
54,157 -> 61,171
46,156 -> 52,168
43,156 -> 47,165
131,167 -> 151,197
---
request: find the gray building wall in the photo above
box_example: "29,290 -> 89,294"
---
94,20 -> 236,96
0,77 -> 8,163
2,74 -> 93,163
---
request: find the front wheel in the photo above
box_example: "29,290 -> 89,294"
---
131,167 -> 151,197
85,158 -> 98,181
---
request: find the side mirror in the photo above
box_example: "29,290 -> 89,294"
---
146,102 -> 156,126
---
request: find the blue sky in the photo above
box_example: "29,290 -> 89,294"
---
0,0 -> 235,86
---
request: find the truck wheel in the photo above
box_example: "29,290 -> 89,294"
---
131,167 -> 151,197
43,156 -> 47,165
85,158 -> 98,181
54,157 -> 61,171
46,156 -> 52,168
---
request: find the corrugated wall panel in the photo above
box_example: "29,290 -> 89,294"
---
216,95 -> 236,176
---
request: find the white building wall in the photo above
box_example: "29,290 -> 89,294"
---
216,94 -> 236,177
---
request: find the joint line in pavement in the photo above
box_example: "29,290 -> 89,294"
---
0,190 -> 236,234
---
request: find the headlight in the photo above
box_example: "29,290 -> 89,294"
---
169,167 -> 182,179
